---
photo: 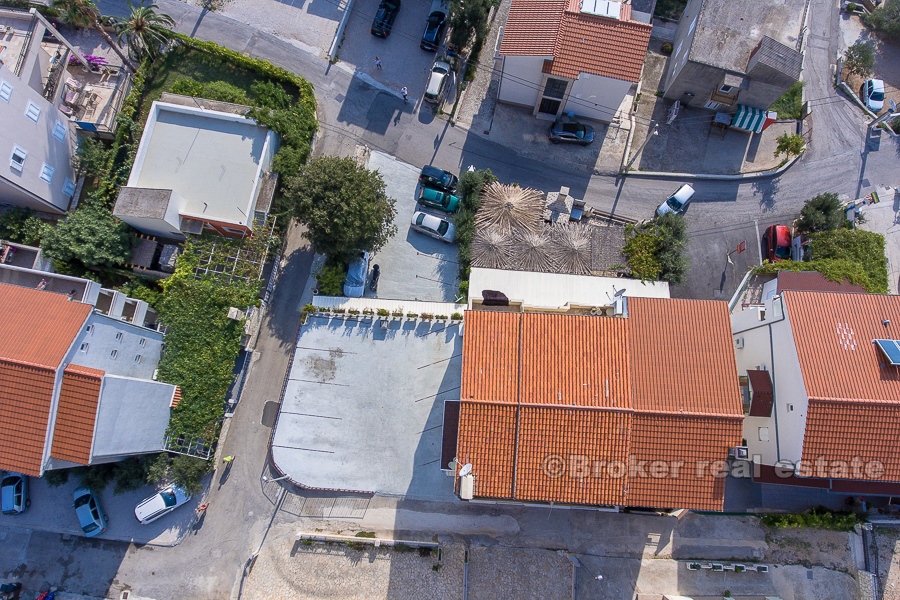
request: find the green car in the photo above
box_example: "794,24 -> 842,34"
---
417,186 -> 460,213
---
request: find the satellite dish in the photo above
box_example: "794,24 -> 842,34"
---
459,463 -> 472,477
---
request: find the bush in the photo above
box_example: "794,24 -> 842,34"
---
41,203 -> 134,268
623,214 -> 689,283
796,192 -> 844,234
660,42 -> 673,55
44,469 -> 70,487
170,455 -> 210,495
769,81 -> 804,120
315,263 -> 346,296
79,463 -> 116,492
170,77 -> 204,96
809,228 -> 888,293
761,507 -> 861,531
251,80 -> 292,110
0,207 -> 47,246
623,231 -> 661,280
201,80 -> 250,104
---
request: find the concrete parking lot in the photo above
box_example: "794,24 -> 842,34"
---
271,312 -> 462,499
0,476 -> 202,548
367,151 -> 461,303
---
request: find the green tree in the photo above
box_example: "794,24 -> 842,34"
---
844,42 -> 875,77
654,212 -> 689,284
0,207 -> 47,246
863,0 -> 900,41
78,463 -> 116,492
448,0 -> 497,50
775,133 -> 806,159
42,203 -> 134,268
52,0 -> 137,72
112,455 -> 155,494
170,455 -> 209,495
796,192 -> 844,234
623,230 -> 661,281
281,156 -> 397,262
73,137 -> 111,179
114,0 -> 175,61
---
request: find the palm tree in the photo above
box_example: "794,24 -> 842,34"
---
52,0 -> 137,72
115,0 -> 175,61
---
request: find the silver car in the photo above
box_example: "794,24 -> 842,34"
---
410,211 -> 456,243
134,485 -> 192,525
73,487 -> 107,537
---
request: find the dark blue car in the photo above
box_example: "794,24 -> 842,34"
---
421,10 -> 446,50
371,0 -> 400,37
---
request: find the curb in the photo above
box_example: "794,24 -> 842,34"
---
622,153 -> 802,181
295,532 -> 440,548
837,81 -> 878,120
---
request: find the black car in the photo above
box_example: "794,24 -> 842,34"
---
420,10 -> 446,51
549,120 -> 595,146
419,165 -> 458,192
371,0 -> 400,37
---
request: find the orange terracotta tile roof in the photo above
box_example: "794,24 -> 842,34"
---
458,305 -> 743,510
0,360 -> 57,476
0,283 -> 92,368
500,0 -> 652,82
628,297 -> 743,415
50,365 -> 104,465
784,291 -> 900,402
783,291 -> 900,477
802,399 -> 900,481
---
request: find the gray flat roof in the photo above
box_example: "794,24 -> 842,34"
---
130,103 -> 269,225
92,376 -> 173,458
690,0 -> 805,74
272,315 -> 461,499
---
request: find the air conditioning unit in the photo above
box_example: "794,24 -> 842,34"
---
729,446 -> 750,460
734,337 -> 744,349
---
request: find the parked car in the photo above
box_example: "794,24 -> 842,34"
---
656,183 -> 695,216
410,211 -> 456,243
419,165 -> 458,192
417,186 -> 460,213
549,120 -> 595,145
134,485 -> 192,525
371,0 -> 400,37
0,473 -> 29,515
420,10 -> 447,51
861,78 -> 885,112
343,251 -> 371,298
424,60 -> 451,104
73,487 -> 107,537
762,224 -> 792,262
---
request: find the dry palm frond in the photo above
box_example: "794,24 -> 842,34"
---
550,223 -> 593,275
475,182 -> 544,236
471,228 -> 515,269
511,229 -> 554,273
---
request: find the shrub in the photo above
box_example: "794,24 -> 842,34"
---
355,531 -> 376,538
112,455 -> 156,494
451,312 -> 463,320
201,80 -> 250,104
170,77 -> 204,96
660,42 -> 673,55
0,207 -> 47,246
315,263 -> 346,296
623,231 -> 661,280
796,192 -> 844,234
377,308 -> 390,316
251,80 -> 292,110
44,469 -> 70,487
761,507 -> 861,531
774,133 -> 806,159
79,463 -> 116,492
169,455 -> 210,495
769,81 -> 804,120
41,203 -> 134,268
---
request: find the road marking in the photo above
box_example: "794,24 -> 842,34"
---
754,219 -> 763,266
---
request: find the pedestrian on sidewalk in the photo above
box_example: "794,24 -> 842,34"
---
400,86 -> 408,104
223,455 -> 235,464
197,503 -> 209,515
374,56 -> 382,70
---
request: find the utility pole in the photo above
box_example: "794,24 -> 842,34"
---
622,121 -> 659,174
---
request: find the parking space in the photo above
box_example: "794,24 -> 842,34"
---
0,475 -> 201,547
340,0 -> 448,105
271,312 -> 462,499
367,151 -> 460,303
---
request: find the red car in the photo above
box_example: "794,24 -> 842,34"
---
762,224 -> 791,262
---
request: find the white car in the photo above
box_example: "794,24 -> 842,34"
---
134,485 -> 192,525
656,183 -> 695,216
861,78 -> 885,112
424,60 -> 451,104
410,211 -> 456,243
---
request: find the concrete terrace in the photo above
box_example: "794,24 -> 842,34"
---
691,0 -> 806,73
271,313 -> 462,499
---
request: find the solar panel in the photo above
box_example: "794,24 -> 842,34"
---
874,339 -> 900,365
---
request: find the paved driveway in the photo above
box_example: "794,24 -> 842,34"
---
367,151 -> 460,303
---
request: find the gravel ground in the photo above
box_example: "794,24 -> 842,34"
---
763,527 -> 855,574
876,527 -> 900,600
466,546 -> 574,600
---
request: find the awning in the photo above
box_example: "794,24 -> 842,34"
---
731,104 -> 767,133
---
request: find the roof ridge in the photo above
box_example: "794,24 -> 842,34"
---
809,396 -> 900,406
0,357 -> 58,372
635,409 -> 746,420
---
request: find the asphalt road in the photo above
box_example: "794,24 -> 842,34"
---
5,0 -> 897,597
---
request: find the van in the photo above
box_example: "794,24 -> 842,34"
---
424,60 -> 451,104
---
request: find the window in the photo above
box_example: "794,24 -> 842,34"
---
39,163 -> 54,183
718,84 -> 734,94
139,338 -> 146,347
0,79 -> 11,102
80,343 -> 89,352
115,332 -> 124,341
52,121 -> 67,142
62,178 -> 76,197
787,403 -> 794,412
9,146 -> 26,171
24,101 -> 41,123
134,355 -> 142,363
110,349 -> 118,359
758,427 -> 770,442
542,78 -> 568,100
85,324 -> 93,333
704,100 -> 722,110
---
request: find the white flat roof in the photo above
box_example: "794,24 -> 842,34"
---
468,267 -> 670,309
128,102 -> 271,225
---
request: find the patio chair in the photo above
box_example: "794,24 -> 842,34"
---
64,89 -> 81,107
59,103 -> 74,117
65,77 -> 84,91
